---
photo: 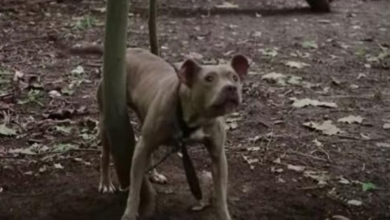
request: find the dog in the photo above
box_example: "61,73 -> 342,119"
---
70,46 -> 249,220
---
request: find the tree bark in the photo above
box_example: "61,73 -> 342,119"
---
102,0 -> 135,189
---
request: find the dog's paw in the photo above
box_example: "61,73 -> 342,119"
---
121,211 -> 137,220
121,215 -> 136,220
191,200 -> 209,212
149,170 -> 168,184
98,181 -> 116,193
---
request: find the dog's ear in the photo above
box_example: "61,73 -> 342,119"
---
231,55 -> 249,79
178,59 -> 201,87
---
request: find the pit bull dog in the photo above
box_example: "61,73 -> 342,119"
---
70,46 -> 249,220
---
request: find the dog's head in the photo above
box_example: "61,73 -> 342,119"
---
177,55 -> 249,118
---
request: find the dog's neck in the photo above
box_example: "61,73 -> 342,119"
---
178,84 -> 215,130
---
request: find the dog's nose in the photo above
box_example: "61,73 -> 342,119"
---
224,85 -> 237,93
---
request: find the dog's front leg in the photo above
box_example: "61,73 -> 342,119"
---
122,138 -> 152,220
205,122 -> 231,220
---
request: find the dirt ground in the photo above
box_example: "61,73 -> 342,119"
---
1,0 -> 390,220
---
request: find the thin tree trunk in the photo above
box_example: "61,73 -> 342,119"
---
102,0 -> 135,189
149,0 -> 159,56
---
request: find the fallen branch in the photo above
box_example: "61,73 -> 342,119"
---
287,150 -> 328,162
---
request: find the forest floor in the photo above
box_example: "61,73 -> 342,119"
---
0,0 -> 389,220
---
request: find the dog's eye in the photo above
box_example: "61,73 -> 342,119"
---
205,75 -> 214,82
233,75 -> 239,82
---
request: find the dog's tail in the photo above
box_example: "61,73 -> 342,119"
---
67,44 -> 104,56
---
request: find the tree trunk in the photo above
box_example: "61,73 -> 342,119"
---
305,0 -> 331,12
102,0 -> 135,190
148,0 -> 159,56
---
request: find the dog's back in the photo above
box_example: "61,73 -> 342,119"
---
124,48 -> 179,125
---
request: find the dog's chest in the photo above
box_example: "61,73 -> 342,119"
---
187,127 -> 209,142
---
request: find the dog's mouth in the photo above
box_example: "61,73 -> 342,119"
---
210,97 -> 240,114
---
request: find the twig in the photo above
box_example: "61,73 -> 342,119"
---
335,134 -> 363,140
4,148 -> 100,158
287,150 -> 328,162
311,144 -> 332,162
4,191 -> 48,197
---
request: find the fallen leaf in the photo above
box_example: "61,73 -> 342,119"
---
287,76 -> 303,85
303,120 -> 343,135
287,164 -> 305,172
259,48 -> 278,58
55,126 -> 72,134
271,167 -> 284,173
13,70 -> 24,81
262,72 -> 287,85
360,133 -> 371,140
291,98 -> 337,108
313,139 -> 323,147
0,124 -> 17,136
301,40 -> 318,49
273,158 -> 282,164
216,2 -> 239,9
331,215 -> 351,220
187,52 -> 203,60
303,170 -> 329,186
383,123 -> 390,130
54,163 -> 64,169
247,147 -> 260,152
252,31 -> 262,38
24,171 -> 33,175
338,176 -> 350,185
285,61 -> 310,69
39,165 -> 47,173
71,66 -> 84,75
225,121 -> 238,130
347,200 -> 362,206
338,115 -> 363,124
49,90 -> 62,98
52,143 -> 78,152
9,148 -> 35,155
361,182 -> 377,192
376,142 -> 390,148
242,156 -> 258,170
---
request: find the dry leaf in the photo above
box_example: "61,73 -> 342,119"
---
331,215 -> 351,220
303,170 -> 329,186
0,124 -> 17,136
243,156 -> 259,170
347,200 -> 362,206
291,98 -> 337,108
383,123 -> 390,130
262,72 -> 286,85
273,158 -> 282,164
216,2 -> 239,9
287,164 -> 305,172
71,66 -> 84,75
54,163 -> 64,169
338,115 -> 363,124
338,176 -> 350,185
313,139 -> 323,147
303,120 -> 343,135
285,61 -> 310,69
247,147 -> 260,152
262,73 -> 302,86
13,70 -> 24,81
376,142 -> 390,148
301,40 -> 318,49
49,90 -> 62,98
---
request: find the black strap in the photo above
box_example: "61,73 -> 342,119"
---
174,83 -> 203,201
